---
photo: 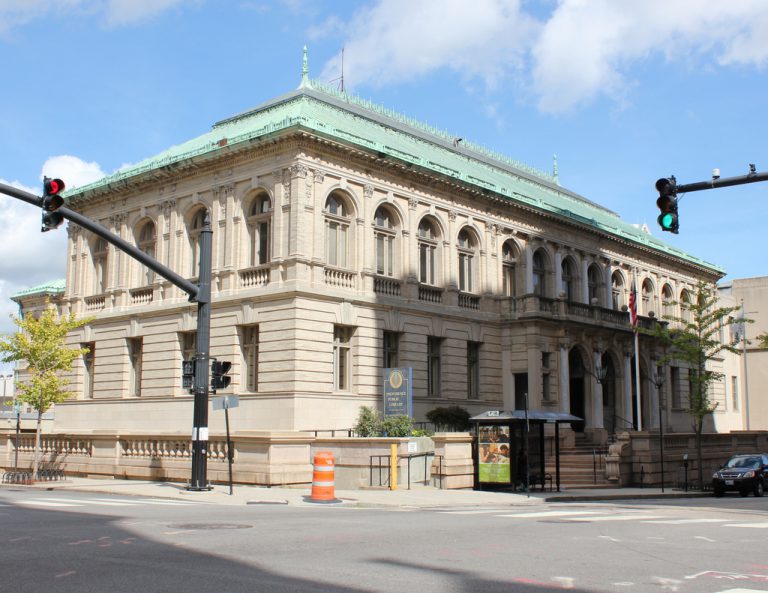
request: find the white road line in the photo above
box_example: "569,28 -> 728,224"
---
497,510 -> 603,518
16,500 -> 81,507
644,518 -> 729,525
438,509 -> 512,515
44,497 -> 134,507
565,514 -> 663,522
724,522 -> 768,529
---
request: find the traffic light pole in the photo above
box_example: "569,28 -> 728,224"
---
0,181 -> 212,490
667,168 -> 768,195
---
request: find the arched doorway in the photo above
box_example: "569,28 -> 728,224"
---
569,349 -> 586,432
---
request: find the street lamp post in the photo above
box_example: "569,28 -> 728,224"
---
652,367 -> 666,492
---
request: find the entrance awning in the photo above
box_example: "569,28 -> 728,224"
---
470,410 -> 582,423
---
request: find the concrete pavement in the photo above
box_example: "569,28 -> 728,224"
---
1,477 -> 710,508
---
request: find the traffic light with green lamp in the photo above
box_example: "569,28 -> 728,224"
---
41,176 -> 65,232
655,176 -> 679,234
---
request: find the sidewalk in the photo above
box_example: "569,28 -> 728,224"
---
1,477 -> 710,508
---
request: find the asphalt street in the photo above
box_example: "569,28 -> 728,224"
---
1,489 -> 767,593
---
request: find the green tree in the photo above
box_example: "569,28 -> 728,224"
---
648,281 -> 748,490
0,306 -> 91,479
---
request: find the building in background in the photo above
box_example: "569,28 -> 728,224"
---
11,54 -> 729,446
718,277 -> 768,431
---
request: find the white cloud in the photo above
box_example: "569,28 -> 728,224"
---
529,0 -> 768,113
0,0 -> 189,34
318,0 -> 768,114
0,156 -> 106,336
318,0 -> 537,91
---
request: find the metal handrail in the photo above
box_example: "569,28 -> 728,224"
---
369,452 -> 439,489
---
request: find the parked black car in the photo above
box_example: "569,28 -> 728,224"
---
712,454 -> 768,497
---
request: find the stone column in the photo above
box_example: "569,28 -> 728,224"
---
559,345 -> 570,414
592,350 -> 604,429
525,243 -> 534,294
581,258 -> 590,304
623,353 -> 633,429
554,249 -> 563,296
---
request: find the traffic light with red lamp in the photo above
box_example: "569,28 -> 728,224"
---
655,176 -> 679,234
41,176 -> 65,232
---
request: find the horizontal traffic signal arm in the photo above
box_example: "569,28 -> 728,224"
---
667,168 -> 768,194
0,181 -> 202,303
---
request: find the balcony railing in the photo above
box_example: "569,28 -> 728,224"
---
239,265 -> 271,288
324,267 -> 357,290
418,284 -> 443,304
130,286 -> 153,305
84,294 -> 107,312
373,275 -> 401,297
458,292 -> 480,310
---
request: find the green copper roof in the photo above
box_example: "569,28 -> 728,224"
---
65,80 -> 722,274
11,279 -> 65,301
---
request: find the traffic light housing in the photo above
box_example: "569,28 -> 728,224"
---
41,176 -> 65,232
182,359 -> 196,392
211,359 -> 232,391
655,177 -> 679,234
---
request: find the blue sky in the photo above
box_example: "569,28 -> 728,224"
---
2,0 -> 768,339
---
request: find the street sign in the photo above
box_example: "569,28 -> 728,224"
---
212,395 -> 239,410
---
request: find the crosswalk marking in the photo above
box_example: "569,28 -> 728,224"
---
438,509 -> 517,515
498,510 -> 603,518
14,496 -> 203,508
723,522 -> 768,529
565,514 -> 663,522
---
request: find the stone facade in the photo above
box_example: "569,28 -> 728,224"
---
13,80 -> 725,447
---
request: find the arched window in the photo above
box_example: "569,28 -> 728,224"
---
92,238 -> 109,294
532,249 -> 549,297
611,271 -> 625,310
136,220 -> 156,286
642,279 -> 656,316
188,208 -> 207,278
247,192 -> 272,266
502,240 -> 518,297
373,206 -> 397,277
587,263 -> 602,305
680,289 -> 692,323
457,228 -> 478,293
561,257 -> 577,301
662,284 -> 674,318
325,192 -> 351,268
418,217 -> 440,285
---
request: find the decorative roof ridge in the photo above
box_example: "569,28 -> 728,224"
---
304,78 -> 557,184
11,278 -> 66,301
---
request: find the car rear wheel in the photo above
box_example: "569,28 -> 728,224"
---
754,481 -> 764,497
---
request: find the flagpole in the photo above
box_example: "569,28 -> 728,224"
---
634,329 -> 642,431
630,269 -> 642,431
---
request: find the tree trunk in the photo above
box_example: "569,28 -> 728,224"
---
695,419 -> 704,491
33,410 -> 42,480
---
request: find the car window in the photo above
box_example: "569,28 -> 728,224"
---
726,456 -> 760,469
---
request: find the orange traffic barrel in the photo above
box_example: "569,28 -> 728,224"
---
310,451 -> 339,503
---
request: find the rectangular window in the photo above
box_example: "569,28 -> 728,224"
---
241,325 -> 259,392
128,338 -> 142,397
383,331 -> 399,368
419,244 -> 435,284
334,326 -> 352,391
467,341 -> 480,400
731,375 -> 739,411
670,366 -> 681,409
427,336 -> 442,397
502,264 -> 515,297
181,332 -> 197,362
514,373 -> 528,410
258,221 -> 269,265
83,343 -> 95,399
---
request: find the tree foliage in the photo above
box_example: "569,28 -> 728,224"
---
648,281 -> 748,488
425,405 -> 471,431
0,306 -> 91,477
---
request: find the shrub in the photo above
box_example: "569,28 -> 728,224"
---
380,414 -> 413,437
425,405 -> 471,432
354,406 -> 381,437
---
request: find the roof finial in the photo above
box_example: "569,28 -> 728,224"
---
299,45 -> 311,89
552,153 -> 559,184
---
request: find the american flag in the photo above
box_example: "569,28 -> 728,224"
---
628,279 -> 638,327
